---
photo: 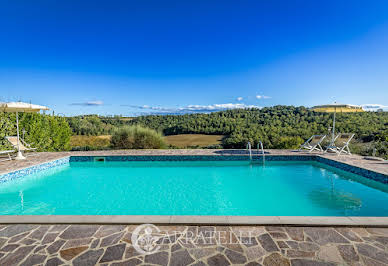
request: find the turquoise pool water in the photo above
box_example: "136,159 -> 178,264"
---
0,160 -> 387,216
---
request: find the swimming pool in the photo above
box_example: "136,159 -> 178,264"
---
0,156 -> 387,216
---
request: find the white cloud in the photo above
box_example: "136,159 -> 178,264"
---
127,103 -> 260,114
256,95 -> 271,99
70,101 -> 104,106
236,97 -> 243,101
361,104 -> 388,111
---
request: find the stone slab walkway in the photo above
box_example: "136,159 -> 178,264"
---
0,224 -> 387,265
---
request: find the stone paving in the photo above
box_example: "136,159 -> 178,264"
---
0,224 -> 387,265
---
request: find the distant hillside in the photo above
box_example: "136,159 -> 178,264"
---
66,106 -> 388,158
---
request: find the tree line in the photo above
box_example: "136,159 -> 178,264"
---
65,106 -> 387,157
1,106 -> 386,157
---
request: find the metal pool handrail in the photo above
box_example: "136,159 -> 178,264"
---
258,140 -> 265,164
246,142 -> 252,161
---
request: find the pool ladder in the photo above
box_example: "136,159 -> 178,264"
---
246,142 -> 253,161
246,141 -> 265,164
258,141 -> 265,164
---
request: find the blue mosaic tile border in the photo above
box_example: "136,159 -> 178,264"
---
0,157 -> 70,184
315,156 -> 388,184
69,155 -> 315,162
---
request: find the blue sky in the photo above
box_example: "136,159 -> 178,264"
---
0,0 -> 387,115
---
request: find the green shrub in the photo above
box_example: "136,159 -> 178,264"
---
0,112 -> 71,151
273,136 -> 304,149
111,125 -> 166,149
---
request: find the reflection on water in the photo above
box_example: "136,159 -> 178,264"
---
19,190 -> 24,211
309,188 -> 362,211
309,170 -> 362,213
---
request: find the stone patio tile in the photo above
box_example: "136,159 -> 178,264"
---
144,251 -> 169,266
170,249 -> 195,266
0,225 -> 36,238
20,253 -> 46,266
111,258 -> 142,266
124,246 -> 142,259
29,225 -> 50,240
0,238 -> 6,249
232,226 -> 266,237
246,246 -> 266,261
8,231 -> 29,243
20,238 -> 37,245
265,226 -> 285,232
365,228 -> 388,235
59,225 -> 100,240
356,243 -> 388,264
337,245 -> 360,264
34,245 -> 46,253
0,243 -> 19,252
171,242 -> 183,252
0,245 -> 36,265
277,241 -> 289,249
245,262 -> 262,266
60,246 -> 88,261
298,242 -> 319,252
335,227 -> 363,242
351,227 -> 370,237
72,249 -> 104,266
62,237 -> 92,249
303,228 -> 349,245
189,247 -> 216,259
47,239 -> 66,254
192,261 -> 207,266
317,245 -> 343,264
257,234 -> 279,252
100,243 -> 126,263
239,236 -> 258,248
225,248 -> 247,264
42,232 -> 59,244
290,259 -> 335,266
207,253 -> 231,266
49,225 -> 69,233
361,256 -> 387,266
284,228 -> 304,241
100,231 -> 125,247
373,236 -> 388,245
286,250 -> 316,258
46,257 -> 65,266
263,253 -> 290,266
285,241 -> 299,250
95,225 -> 126,238
91,239 -> 99,248
269,232 -> 288,239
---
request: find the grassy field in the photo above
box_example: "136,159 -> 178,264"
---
164,134 -> 224,148
70,135 -> 111,149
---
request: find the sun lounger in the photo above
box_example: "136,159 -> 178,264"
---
5,136 -> 37,155
0,150 -> 15,162
326,133 -> 355,155
299,135 -> 326,152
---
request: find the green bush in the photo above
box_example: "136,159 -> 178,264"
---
273,136 -> 304,149
111,126 -> 166,149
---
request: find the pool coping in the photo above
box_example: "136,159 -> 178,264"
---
0,215 -> 388,226
0,152 -> 387,226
